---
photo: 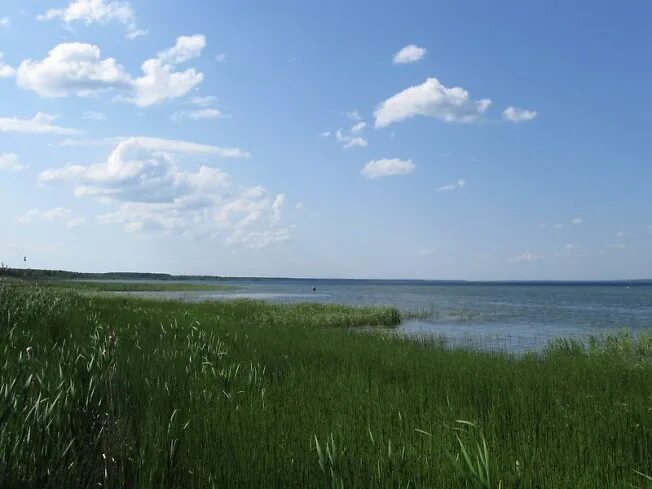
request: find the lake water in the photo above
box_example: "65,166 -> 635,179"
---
127,279 -> 652,353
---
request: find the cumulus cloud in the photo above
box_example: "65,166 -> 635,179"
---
37,0 -> 145,39
510,252 -> 544,263
39,137 -> 287,248
351,121 -> 367,133
16,42 -> 131,97
361,158 -> 415,179
503,106 -> 537,122
16,35 -> 205,106
438,178 -> 466,192
215,53 -> 227,62
0,53 -> 15,78
374,77 -> 491,128
171,108 -> 223,121
393,44 -> 427,64
19,208 -> 86,228
0,113 -> 81,135
0,153 -> 27,171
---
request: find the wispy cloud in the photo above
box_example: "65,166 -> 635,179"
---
503,106 -> 537,122
171,108 -> 224,121
82,111 -> 106,121
19,208 -> 86,228
0,153 -> 28,171
438,178 -> 466,192
335,129 -> 367,149
0,113 -> 80,135
510,252 -> 544,263
37,0 -> 146,39
0,52 -> 15,78
571,217 -> 583,225
361,158 -> 415,179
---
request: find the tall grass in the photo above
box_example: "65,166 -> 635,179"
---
0,282 -> 650,488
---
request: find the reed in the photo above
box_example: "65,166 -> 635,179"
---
0,282 -> 650,488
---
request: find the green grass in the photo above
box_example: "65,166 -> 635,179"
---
0,283 -> 650,488
15,279 -> 238,293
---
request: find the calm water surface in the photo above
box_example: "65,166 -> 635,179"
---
128,279 -> 652,353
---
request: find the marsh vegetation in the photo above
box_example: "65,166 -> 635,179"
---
0,282 -> 650,488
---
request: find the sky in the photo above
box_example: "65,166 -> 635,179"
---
0,0 -> 651,280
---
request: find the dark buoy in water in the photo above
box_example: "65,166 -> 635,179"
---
312,285 -> 316,292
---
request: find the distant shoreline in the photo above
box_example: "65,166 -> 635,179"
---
1,267 -> 650,286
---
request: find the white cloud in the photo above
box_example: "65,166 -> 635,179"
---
335,129 -> 367,149
19,207 -> 86,228
0,17 -> 9,27
565,244 -> 575,250
374,77 -> 491,128
37,0 -> 145,39
344,110 -> 362,121
393,44 -> 427,64
82,111 -> 106,121
16,36 -> 205,106
271,194 -> 286,225
510,252 -> 544,263
225,228 -> 290,249
419,249 -> 436,256
503,106 -> 537,122
129,36 -> 205,107
552,223 -> 563,229
157,34 -> 206,65
616,231 -> 625,237
295,202 -> 304,211
39,137 -> 285,247
361,158 -> 415,179
351,121 -> 367,133
0,53 -> 15,78
0,113 -> 81,135
604,243 -> 626,250
438,178 -> 466,192
17,42 -> 131,97
191,95 -> 218,107
319,131 -> 331,137
171,108 -> 223,121
58,137 -> 118,147
215,53 -> 227,62
0,153 -> 27,171
571,217 -> 583,225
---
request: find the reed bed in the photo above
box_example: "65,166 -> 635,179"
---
0,282 -> 650,488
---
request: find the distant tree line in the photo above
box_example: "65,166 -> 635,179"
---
0,267 -> 227,282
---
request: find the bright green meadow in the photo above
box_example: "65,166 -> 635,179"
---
0,281 -> 651,488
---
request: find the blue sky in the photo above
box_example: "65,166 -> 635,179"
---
0,0 -> 650,280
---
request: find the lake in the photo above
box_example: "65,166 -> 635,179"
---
123,278 -> 652,353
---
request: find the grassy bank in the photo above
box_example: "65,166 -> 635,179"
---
0,283 -> 650,488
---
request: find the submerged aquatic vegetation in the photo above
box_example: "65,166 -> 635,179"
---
0,282 -> 650,488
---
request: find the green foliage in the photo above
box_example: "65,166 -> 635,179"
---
0,283 -> 650,488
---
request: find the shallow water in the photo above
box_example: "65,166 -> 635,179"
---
122,279 -> 652,353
